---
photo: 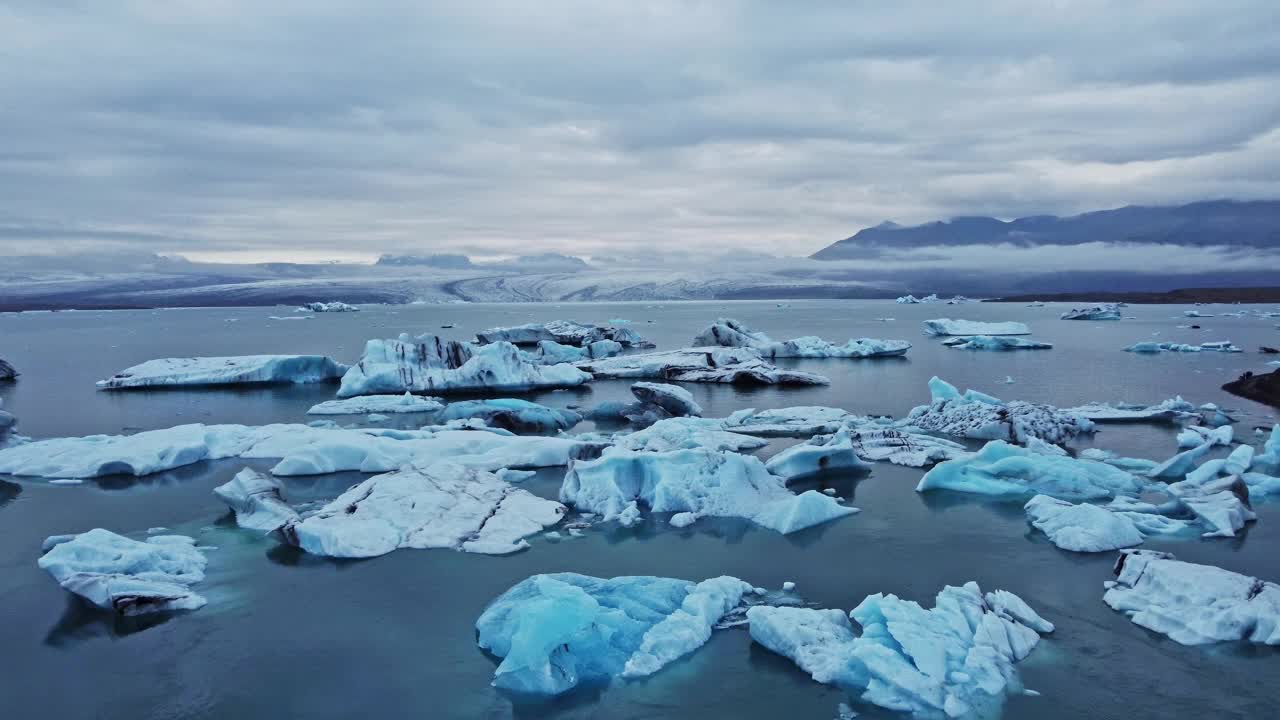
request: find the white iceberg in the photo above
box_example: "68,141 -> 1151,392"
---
337,334 -> 591,397
306,392 -> 445,415
300,301 -> 359,312
903,377 -> 1094,444
212,468 -> 299,532
561,448 -> 856,533
918,440 -> 1148,500
475,573 -> 753,695
723,406 -> 856,437
748,581 -> 1053,718
477,320 -> 648,348
922,319 -> 1030,336
578,347 -> 829,386
942,336 -> 1053,350
1065,397 -> 1196,423
436,398 -> 581,433
38,529 -> 208,614
1175,424 -> 1232,449
1024,495 -> 1150,552
693,318 -> 911,358
630,382 -> 703,418
612,417 -> 767,453
764,428 -> 870,481
1124,341 -> 1242,353
1060,304 -> 1122,321
841,426 -> 968,467
521,339 -> 623,364
1104,550 -> 1280,645
96,355 -> 348,389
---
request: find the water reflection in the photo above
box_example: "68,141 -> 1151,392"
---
0,479 -> 19,508
44,595 -> 178,647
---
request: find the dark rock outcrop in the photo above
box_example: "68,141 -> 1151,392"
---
1223,369 -> 1280,408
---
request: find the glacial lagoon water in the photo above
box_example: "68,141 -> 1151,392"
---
1,299 -> 1278,719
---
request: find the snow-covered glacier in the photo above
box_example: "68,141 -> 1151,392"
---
38,529 -> 209,614
903,377 -> 1095,444
922,319 -> 1030,336
692,318 -> 910,358
337,333 -> 590,397
475,573 -> 754,695
747,581 -> 1054,718
97,355 -> 348,389
577,347 -> 829,386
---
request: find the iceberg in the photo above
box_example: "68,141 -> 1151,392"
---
286,462 -> 566,557
0,357 -> 16,381
475,573 -> 753,695
1254,425 -> 1280,475
1064,397 -> 1196,423
476,320 -> 649,348
903,377 -> 1094,444
561,448 -> 856,533
521,339 -> 622,364
337,333 -> 591,397
1124,341 -> 1243,353
630,381 -> 703,418
1103,550 -> 1280,645
841,426 -> 968,467
436,399 -> 581,433
612,417 -> 767,453
941,335 -> 1053,350
578,347 -> 829,386
1024,495 -> 1149,552
0,397 -> 24,449
0,423 -> 599,479
300,301 -> 359,312
96,355 -> 348,389
306,392 -> 444,415
212,468 -> 299,532
1060,304 -> 1122,321
693,318 -> 911,358
918,440 -> 1148,500
748,581 -> 1053,718
38,529 -> 208,614
1175,424 -> 1232,449
722,406 -> 856,437
764,428 -> 870,481
922,319 -> 1030,336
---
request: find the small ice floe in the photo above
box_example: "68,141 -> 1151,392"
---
1024,495 -> 1190,552
475,573 -> 756,695
38,529 -> 209,615
476,320 -> 649,348
307,392 -> 444,415
1065,397 -> 1196,423
590,382 -> 706,427
436,398 -> 581,433
520,339 -> 622,364
918,440 -> 1148,500
941,335 -> 1052,350
764,428 -> 870,482
612,417 -> 766,453
578,347 -> 829,386
1104,550 -> 1280,645
1124,341 -> 1242,353
921,318 -> 1030,336
902,377 -> 1094,445
96,355 -> 348,389
748,582 -> 1053,717
299,301 -> 359,313
1060,304 -> 1122,320
693,318 -> 911,358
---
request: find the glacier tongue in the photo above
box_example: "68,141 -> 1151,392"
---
38,528 -> 209,615
97,355 -> 348,389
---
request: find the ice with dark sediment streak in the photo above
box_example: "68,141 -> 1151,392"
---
475,573 -> 754,696
922,319 -> 1030,336
577,347 -> 829,386
1103,550 -> 1280,645
435,398 -> 581,433
476,320 -> 648,348
560,447 -> 856,533
307,392 -> 444,415
722,406 -> 858,437
337,333 -> 590,397
96,355 -> 348,389
748,581 -> 1053,718
903,377 -> 1095,444
941,336 -> 1052,350
38,529 -> 209,614
917,440 -> 1148,501
1060,304 -> 1122,321
1064,397 -> 1196,423
764,428 -> 870,481
0,423 -> 599,478
693,318 -> 911,358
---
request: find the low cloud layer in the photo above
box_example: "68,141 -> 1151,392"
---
2,1 -> 1278,262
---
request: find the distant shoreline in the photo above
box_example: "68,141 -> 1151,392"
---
987,287 -> 1280,304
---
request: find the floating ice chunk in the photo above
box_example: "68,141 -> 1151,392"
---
1024,495 -> 1146,552
612,417 -> 767,453
1060,304 -> 1122,321
1104,550 -> 1280,645
477,320 -> 649,348
38,529 -> 208,614
1148,441 -> 1216,479
1224,444 -> 1255,475
765,428 -> 870,481
1124,341 -> 1242,353
0,357 -> 16,381
561,448 -> 856,534
212,468 -> 299,532
287,462 -> 566,557
918,440 -> 1148,500
941,335 -> 1052,350
436,399 -> 581,433
1065,397 -> 1196,423
307,392 -> 444,415
841,426 -> 968,467
903,377 -> 1094,444
300,301 -> 359,312
1176,424 -> 1233,448
748,581 -> 1053,717
339,334 -> 591,397
521,339 -> 623,364
630,382 -> 702,417
578,347 -> 829,386
97,355 -> 348,389
475,573 -> 752,695
723,406 -> 856,437
670,512 -> 697,528
0,397 -> 25,449
922,319 -> 1030,336
693,318 -> 911,358
1252,425 -> 1280,475
1183,310 -> 1214,318
1166,474 -> 1256,538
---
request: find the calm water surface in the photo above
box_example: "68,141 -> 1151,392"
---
1,300 -> 1278,719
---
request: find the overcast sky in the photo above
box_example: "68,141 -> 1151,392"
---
2,1 -> 1278,263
